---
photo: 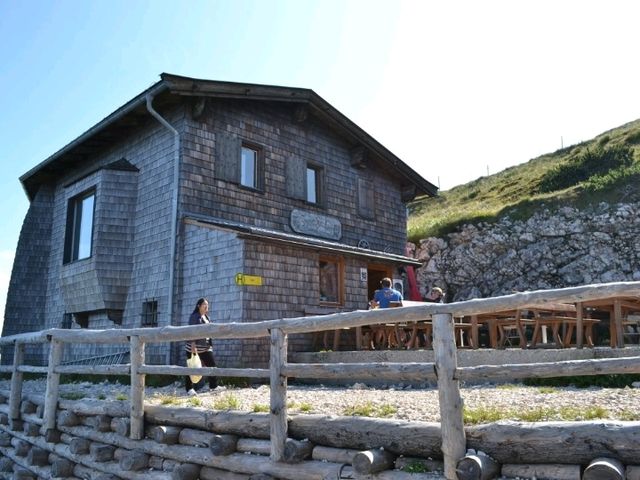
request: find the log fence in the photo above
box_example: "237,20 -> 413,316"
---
1,281 -> 640,479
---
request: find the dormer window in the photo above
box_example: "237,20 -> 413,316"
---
63,188 -> 95,264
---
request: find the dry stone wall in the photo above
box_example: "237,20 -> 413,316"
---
413,202 -> 640,302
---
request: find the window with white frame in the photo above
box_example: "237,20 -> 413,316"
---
306,166 -> 321,204
63,189 -> 95,264
241,145 -> 258,188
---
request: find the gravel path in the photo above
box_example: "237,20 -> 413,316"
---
4,379 -> 640,422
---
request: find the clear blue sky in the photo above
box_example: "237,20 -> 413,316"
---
2,0 -> 640,322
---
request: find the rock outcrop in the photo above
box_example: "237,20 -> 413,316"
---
413,202 -> 640,302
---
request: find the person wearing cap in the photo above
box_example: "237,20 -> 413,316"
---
424,286 -> 445,303
405,286 -> 446,349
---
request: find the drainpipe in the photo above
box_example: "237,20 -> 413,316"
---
146,94 -> 180,365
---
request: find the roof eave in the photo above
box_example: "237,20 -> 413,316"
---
184,214 -> 422,267
161,73 -> 437,198
19,79 -> 169,200
20,73 -> 437,200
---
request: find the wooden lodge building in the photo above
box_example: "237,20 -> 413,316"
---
1,73 -> 437,368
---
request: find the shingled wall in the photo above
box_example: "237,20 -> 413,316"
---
1,185 -> 54,365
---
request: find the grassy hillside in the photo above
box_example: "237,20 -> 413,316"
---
408,118 -> 640,243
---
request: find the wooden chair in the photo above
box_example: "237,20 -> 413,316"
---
305,306 -> 350,351
404,321 -> 433,349
623,315 -> 640,344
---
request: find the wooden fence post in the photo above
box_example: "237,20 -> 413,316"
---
270,328 -> 287,462
9,341 -> 25,430
614,299 -> 624,348
130,335 -> 145,440
433,312 -> 466,479
42,338 -> 63,434
576,302 -> 584,348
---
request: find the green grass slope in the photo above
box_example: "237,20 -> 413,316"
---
408,118 -> 640,243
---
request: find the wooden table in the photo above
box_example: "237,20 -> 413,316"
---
529,316 -> 600,348
404,320 -> 474,349
577,296 -> 640,348
468,303 -> 578,349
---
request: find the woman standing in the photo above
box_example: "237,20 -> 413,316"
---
185,297 -> 217,396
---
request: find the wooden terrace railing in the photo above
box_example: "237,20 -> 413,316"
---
2,281 -> 640,479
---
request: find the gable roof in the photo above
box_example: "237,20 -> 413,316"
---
20,73 -> 437,200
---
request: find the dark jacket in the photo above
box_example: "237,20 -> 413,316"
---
185,311 -> 213,354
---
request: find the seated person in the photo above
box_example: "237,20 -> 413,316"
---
424,286 -> 445,303
371,277 -> 403,308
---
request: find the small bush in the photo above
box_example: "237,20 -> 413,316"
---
598,135 -> 611,146
213,393 -> 241,410
342,402 -> 397,418
155,394 -> 180,406
582,163 -> 640,192
402,461 -> 429,473
252,403 -> 269,413
537,386 -> 558,394
378,404 -> 398,417
343,402 -> 375,417
463,406 -> 505,424
625,130 -> 640,145
583,406 -> 609,420
515,407 -> 553,422
558,406 -> 608,421
115,393 -> 128,401
619,409 -> 640,421
538,144 -> 634,193
188,397 -> 202,407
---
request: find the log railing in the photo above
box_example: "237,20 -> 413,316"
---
2,281 -> 640,479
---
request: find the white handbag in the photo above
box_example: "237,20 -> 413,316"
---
186,352 -> 202,383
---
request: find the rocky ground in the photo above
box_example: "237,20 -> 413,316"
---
3,378 -> 640,422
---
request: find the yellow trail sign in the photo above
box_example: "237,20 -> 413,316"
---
235,273 -> 263,286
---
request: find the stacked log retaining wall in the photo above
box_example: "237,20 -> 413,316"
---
1,391 -> 640,480
4,282 -> 640,479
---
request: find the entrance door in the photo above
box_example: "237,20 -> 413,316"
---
367,265 -> 392,302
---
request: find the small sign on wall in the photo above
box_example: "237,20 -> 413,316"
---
235,273 -> 263,286
360,268 -> 368,282
393,278 -> 404,296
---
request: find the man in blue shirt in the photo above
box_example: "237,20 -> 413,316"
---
371,277 -> 403,308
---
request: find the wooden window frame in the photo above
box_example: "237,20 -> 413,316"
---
357,177 -> 375,219
240,142 -> 265,191
141,299 -> 159,327
319,255 -> 344,306
306,164 -> 324,205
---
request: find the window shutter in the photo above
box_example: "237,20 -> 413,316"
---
286,156 -> 306,200
215,133 -> 241,183
357,177 -> 375,219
